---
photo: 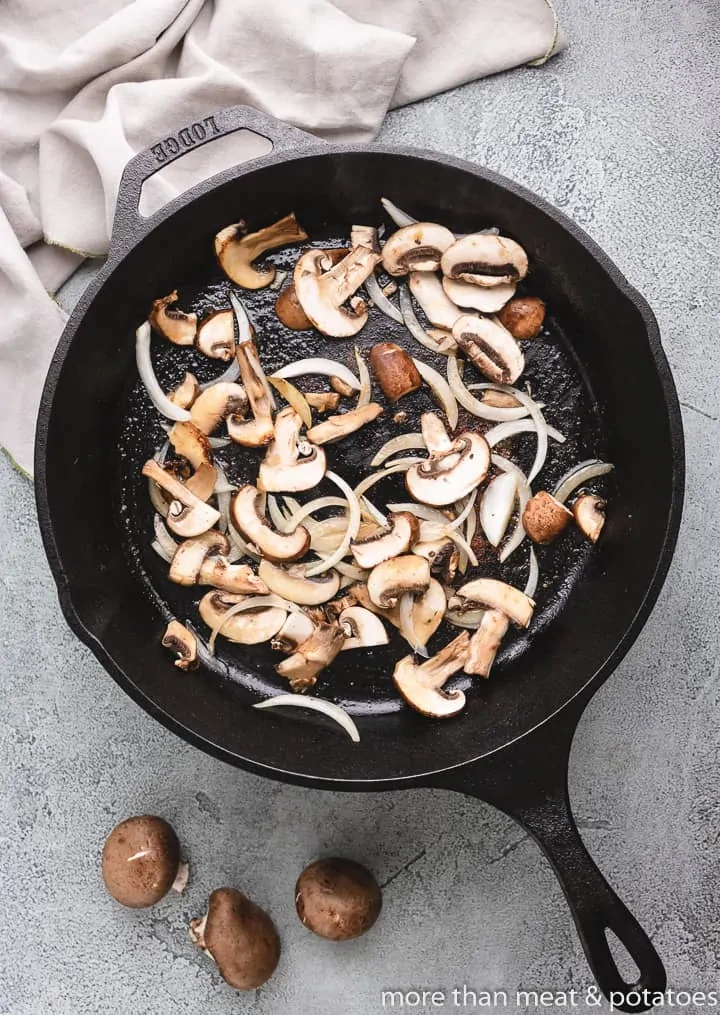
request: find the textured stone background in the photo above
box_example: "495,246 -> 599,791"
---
1,2 -> 718,1012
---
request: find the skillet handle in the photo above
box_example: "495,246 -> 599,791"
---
430,698 -> 666,1013
112,105 -> 322,244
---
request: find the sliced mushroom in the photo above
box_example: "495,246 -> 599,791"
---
572,493 -> 606,542
413,537 -> 459,583
449,578 -> 534,628
350,512 -> 419,570
441,234 -> 528,287
393,631 -> 471,718
367,554 -> 430,609
405,414 -> 490,507
169,372 -> 199,409
190,887 -> 280,990
229,325 -> 275,447
497,296 -> 546,340
305,391 -> 341,413
442,277 -> 516,314
275,621 -> 345,690
258,407 -> 327,492
350,224 -> 380,252
197,559 -> 269,595
339,606 -> 389,651
196,310 -> 236,361
231,485 -> 310,562
350,577 -> 445,649
142,460 -> 220,537
382,223 -> 456,276
369,343 -> 422,403
464,609 -> 510,677
258,560 -> 341,605
522,491 -> 573,544
162,620 -> 198,670
271,611 -> 317,653
482,389 -> 521,409
169,530 -> 230,585
168,421 -> 217,501
149,290 -> 197,345
215,212 -> 307,290
189,382 -> 248,435
198,591 -> 286,644
451,315 -> 524,386
306,403 -> 383,445
408,271 -> 465,330
329,376 -> 355,398
293,246 -> 381,338
275,284 -> 312,330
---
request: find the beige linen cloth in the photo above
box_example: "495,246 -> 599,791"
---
0,0 -> 565,475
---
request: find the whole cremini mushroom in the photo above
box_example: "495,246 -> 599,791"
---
102,815 -> 188,908
295,858 -> 382,941
369,342 -> 422,403
191,887 -> 280,990
497,295 -> 546,340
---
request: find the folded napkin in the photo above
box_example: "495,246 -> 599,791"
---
0,0 -> 565,475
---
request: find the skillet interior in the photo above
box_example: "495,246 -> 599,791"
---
37,150 -> 680,784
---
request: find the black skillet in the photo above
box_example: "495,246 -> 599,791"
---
35,106 -> 684,1012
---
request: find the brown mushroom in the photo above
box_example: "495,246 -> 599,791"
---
189,382 -> 248,435
522,490 -> 573,544
196,310 -> 236,360
215,212 -> 307,290
258,407 -> 327,492
231,485 -> 310,562
393,632 -> 471,718
369,343 -> 422,403
440,233 -> 529,287
572,493 -> 607,542
168,421 -> 217,502
149,290 -> 197,345
497,296 -> 546,340
350,512 -> 419,570
329,376 -> 355,398
305,391 -> 341,413
229,299 -> 276,446
295,858 -> 382,940
451,314 -> 524,386
275,621 -> 345,691
169,372 -> 199,410
142,459 -> 220,537
382,223 -> 456,276
275,284 -> 312,330
367,554 -> 430,609
162,620 -> 198,670
102,815 -> 186,908
293,245 -> 381,338
190,888 -> 280,990
306,403 -> 383,445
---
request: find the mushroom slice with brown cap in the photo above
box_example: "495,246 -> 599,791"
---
339,606 -> 388,651
393,631 -> 471,718
258,560 -> 341,605
169,372 -> 199,410
442,277 -> 516,314
215,212 -> 308,290
349,577 -> 445,648
271,611 -> 317,653
275,284 -> 312,330
196,310 -> 236,361
306,403 -> 383,445
149,290 -> 197,345
189,382 -> 248,435
190,887 -> 280,990
231,485 -> 310,563
408,271 -> 465,330
162,620 -> 198,670
258,407 -> 327,492
168,421 -> 217,502
464,609 -> 510,677
293,245 -> 381,338
441,233 -> 529,287
350,512 -> 419,570
572,493 -> 607,542
451,314 -> 524,386
305,391 -> 341,414
367,554 -> 430,610
227,295 -> 276,446
523,491 -> 573,544
198,559 -> 269,595
449,578 -> 535,629
369,343 -> 422,404
275,621 -> 345,690
382,223 -> 456,276
199,592 -> 286,644
142,460 -> 220,537
405,414 -> 490,507
497,296 -> 546,340
169,530 -> 230,586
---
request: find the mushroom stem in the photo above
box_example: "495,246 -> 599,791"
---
172,861 -> 190,894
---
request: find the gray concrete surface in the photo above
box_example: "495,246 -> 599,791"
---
2,2 -> 719,1012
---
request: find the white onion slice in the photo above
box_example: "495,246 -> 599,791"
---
371,433 -> 426,467
494,385 -> 548,483
285,496 -> 348,529
361,495 -> 387,527
492,454 -> 531,562
484,419 -> 565,447
274,358 -> 360,391
136,322 -> 191,421
461,498 -> 478,575
154,514 -> 178,558
446,609 -> 486,629
208,436 -> 232,449
399,593 -> 429,658
479,472 -> 517,546
365,273 -> 404,324
304,472 -> 360,577
151,539 -> 172,563
399,287 -> 453,355
267,495 -> 290,533
148,478 -> 169,518
451,491 -> 477,531
268,376 -> 312,428
553,460 -> 614,504
381,197 -> 417,227
353,458 -> 424,499
354,347 -> 372,408
208,595 -> 293,653
198,359 -> 241,391
253,694 -> 360,743
525,547 -> 540,599
412,357 -> 459,430
446,356 -> 532,422
387,502 -> 451,526
443,527 -> 478,567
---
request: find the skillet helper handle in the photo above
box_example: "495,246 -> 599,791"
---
431,699 -> 666,1014
112,105 -> 321,243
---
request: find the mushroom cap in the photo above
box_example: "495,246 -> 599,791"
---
196,887 -> 280,990
231,485 -> 310,562
306,403 -> 383,445
168,421 -> 217,502
497,296 -> 546,340
451,314 -> 524,386
442,277 -> 516,314
522,490 -> 573,545
196,309 -> 236,361
293,246 -> 380,338
450,577 -> 535,629
275,284 -> 312,330
368,343 -> 422,404
189,382 -> 248,435
215,212 -> 307,290
408,271 -> 465,331
102,815 -> 180,908
304,391 -> 341,414
381,223 -> 456,276
198,591 -> 287,644
295,858 -> 382,940
258,561 -> 341,606
227,414 -> 275,447
149,291 -> 197,345
367,554 -> 430,609
440,233 -> 529,286
406,431 -> 490,507
350,511 -> 419,570
572,492 -> 607,542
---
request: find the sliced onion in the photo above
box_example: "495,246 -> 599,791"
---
149,479 -> 169,518
451,491 -> 477,531
412,357 -> 458,430
447,356 -> 532,422
387,502 -> 451,526
314,555 -> 366,580
208,436 -> 232,449
553,460 -> 615,504
198,358 -> 241,391
227,519 -> 261,562
274,358 -> 360,391
154,514 -> 178,558
371,433 -> 426,467
365,273 -> 404,324
461,497 -> 478,575
253,694 -> 360,743
267,495 -> 290,533
525,547 -> 539,599
399,593 -> 429,658
208,595 -> 293,654
285,496 -> 348,529
381,197 -> 417,227
443,526 -> 478,567
493,385 -> 548,483
354,347 -> 372,409
479,472 -> 517,547
492,454 -> 531,563
484,419 -> 565,447
136,322 -> 191,421
304,472 -> 360,577
399,287 -> 453,355
268,376 -> 312,428
353,458 -> 424,500
446,609 -> 486,629
361,495 -> 387,527
151,539 -> 172,563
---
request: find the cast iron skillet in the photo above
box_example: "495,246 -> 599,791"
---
35,106 -> 684,1012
